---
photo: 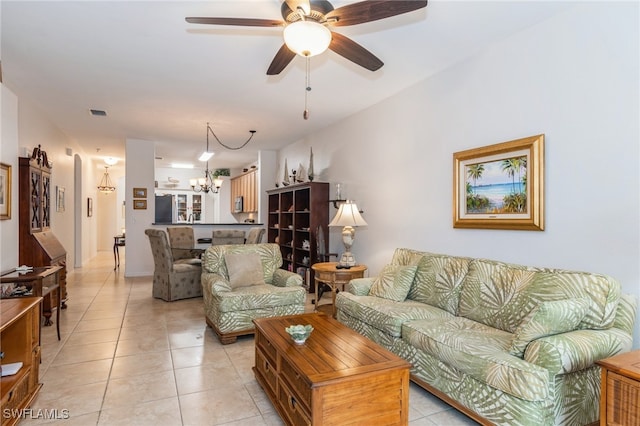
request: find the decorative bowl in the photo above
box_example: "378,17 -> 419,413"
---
285,324 -> 313,344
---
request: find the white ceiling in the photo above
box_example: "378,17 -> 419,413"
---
1,1 -> 574,171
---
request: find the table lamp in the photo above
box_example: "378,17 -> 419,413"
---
328,200 -> 367,267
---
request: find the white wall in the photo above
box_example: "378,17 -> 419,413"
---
0,84 -> 19,271
0,85 -> 102,269
124,138 -> 156,277
279,3 -> 640,346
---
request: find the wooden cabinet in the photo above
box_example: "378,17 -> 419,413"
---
597,351 -> 640,426
230,169 -> 257,213
266,182 -> 329,292
19,156 -> 51,234
18,154 -> 68,308
1,298 -> 42,426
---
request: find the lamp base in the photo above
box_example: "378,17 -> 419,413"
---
337,251 -> 356,268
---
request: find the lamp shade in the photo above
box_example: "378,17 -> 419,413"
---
283,21 -> 332,57
329,201 -> 367,227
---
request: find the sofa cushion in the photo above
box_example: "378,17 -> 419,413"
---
403,317 -> 550,402
509,298 -> 589,357
225,252 -> 266,289
369,264 -> 417,302
459,259 -> 621,333
408,254 -> 471,315
335,292 -> 453,337
203,243 -> 282,284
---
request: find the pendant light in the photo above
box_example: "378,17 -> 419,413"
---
98,166 -> 116,194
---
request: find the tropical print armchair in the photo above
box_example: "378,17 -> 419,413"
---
201,243 -> 306,344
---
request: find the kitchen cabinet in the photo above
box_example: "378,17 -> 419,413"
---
230,169 -> 258,213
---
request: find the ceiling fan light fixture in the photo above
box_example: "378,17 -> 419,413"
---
283,21 -> 331,57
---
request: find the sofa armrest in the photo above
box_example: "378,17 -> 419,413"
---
201,272 -> 232,293
525,328 -> 633,375
346,277 -> 375,296
272,269 -> 304,287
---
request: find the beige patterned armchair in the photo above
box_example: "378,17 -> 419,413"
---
145,229 -> 203,301
201,243 -> 306,344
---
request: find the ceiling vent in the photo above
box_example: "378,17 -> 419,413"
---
89,109 -> 107,117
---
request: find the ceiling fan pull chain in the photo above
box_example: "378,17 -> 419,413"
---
304,55 -> 311,120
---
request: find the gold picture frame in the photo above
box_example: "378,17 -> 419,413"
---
133,199 -> 147,210
0,163 -> 11,220
453,134 -> 544,231
133,187 -> 147,198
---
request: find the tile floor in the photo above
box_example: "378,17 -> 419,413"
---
20,251 -> 479,425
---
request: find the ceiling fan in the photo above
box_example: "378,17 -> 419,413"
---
186,0 -> 428,75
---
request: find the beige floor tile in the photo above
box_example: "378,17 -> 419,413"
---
119,324 -> 168,341
97,396 -> 182,426
29,381 -> 107,419
114,333 -> 170,357
65,328 -> 121,346
170,345 -> 231,370
41,358 -> 112,389
102,370 -> 177,411
110,350 -> 173,379
167,328 -> 207,349
74,317 -> 124,333
19,410 -> 100,426
174,363 -> 244,395
178,385 -> 261,425
82,309 -> 126,321
52,341 -> 117,365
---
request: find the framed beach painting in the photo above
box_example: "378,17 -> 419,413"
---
0,163 -> 11,220
453,134 -> 544,231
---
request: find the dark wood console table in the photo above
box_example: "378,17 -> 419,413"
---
0,266 -> 61,340
113,235 -> 125,270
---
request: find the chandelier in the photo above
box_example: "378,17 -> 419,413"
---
98,166 -> 116,194
190,169 -> 223,194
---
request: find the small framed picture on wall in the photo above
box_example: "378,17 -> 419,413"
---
56,186 -> 65,212
133,199 -> 147,210
133,187 -> 147,198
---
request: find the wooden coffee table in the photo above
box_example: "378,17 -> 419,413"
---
253,313 -> 410,425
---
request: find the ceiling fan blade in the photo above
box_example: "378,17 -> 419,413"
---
326,1 -> 427,27
186,17 -> 284,27
284,0 -> 311,16
267,44 -> 297,75
329,32 -> 383,71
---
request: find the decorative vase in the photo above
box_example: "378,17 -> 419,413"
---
282,159 -> 290,186
308,147 -> 314,182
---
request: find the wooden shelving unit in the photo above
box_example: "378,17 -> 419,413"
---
266,182 -> 329,292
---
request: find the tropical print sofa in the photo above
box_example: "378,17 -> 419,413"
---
336,248 -> 636,425
201,243 -> 306,344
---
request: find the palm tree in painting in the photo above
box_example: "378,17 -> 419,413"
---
501,157 -> 525,194
467,164 -> 485,194
502,156 -> 527,213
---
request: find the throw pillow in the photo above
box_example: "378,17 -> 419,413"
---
369,264 -> 418,302
224,252 -> 265,289
509,298 -> 589,357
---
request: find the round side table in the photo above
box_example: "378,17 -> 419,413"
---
311,262 -> 367,317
